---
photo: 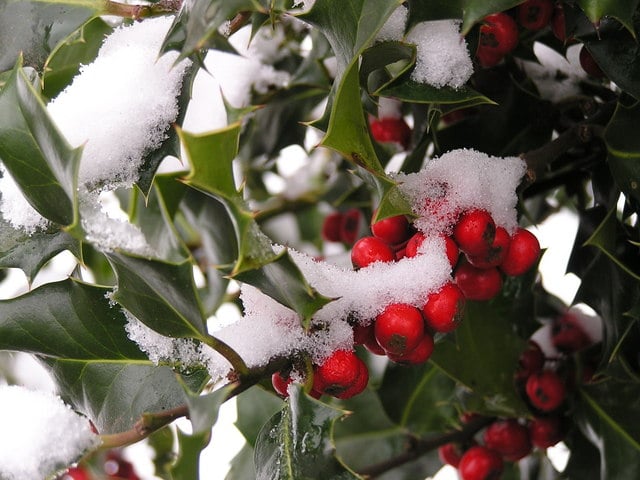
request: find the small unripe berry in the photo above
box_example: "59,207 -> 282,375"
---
371,212 -> 411,245
458,445 -> 504,480
375,303 -> 425,356
517,0 -> 554,31
455,261 -> 502,301
525,370 -> 566,412
454,209 -> 496,257
483,419 -> 532,462
422,282 -> 466,333
351,236 -> 395,268
500,228 -> 541,276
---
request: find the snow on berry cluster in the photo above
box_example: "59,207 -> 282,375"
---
439,306 -> 602,479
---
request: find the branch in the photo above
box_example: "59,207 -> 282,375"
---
104,0 -> 184,19
357,415 -> 495,479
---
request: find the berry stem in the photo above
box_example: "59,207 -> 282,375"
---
357,415 -> 495,478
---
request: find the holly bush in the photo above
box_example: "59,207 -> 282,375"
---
1,0 -> 640,479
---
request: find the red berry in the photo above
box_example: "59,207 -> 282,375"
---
314,350 -> 367,398
455,261 -> 502,301
63,467 -> 91,480
529,416 -> 565,449
551,3 -> 568,42
105,451 -> 140,480
525,370 -> 566,412
579,45 -> 605,78
438,442 -> 463,467
340,208 -> 362,245
500,228 -> 540,276
479,13 -> 519,56
483,419 -> 532,462
422,282 -> 466,333
467,226 -> 511,269
515,341 -> 545,382
370,117 -> 412,149
351,236 -> 395,268
444,235 -> 460,267
405,232 -> 425,258
334,359 -> 369,399
517,0 -> 554,31
353,322 -> 386,355
371,212 -> 410,245
321,212 -> 343,242
387,333 -> 434,365
272,371 -> 293,398
551,313 -> 592,353
458,445 -> 504,480
476,47 -> 505,68
453,209 -> 496,257
374,303 -> 425,356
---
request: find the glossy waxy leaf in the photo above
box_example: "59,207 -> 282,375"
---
170,429 -> 209,480
235,386 -> 290,447
42,16 -> 113,99
605,102 -> 640,202
378,79 -> 494,108
183,384 -> 234,435
0,60 -> 81,227
577,0 -> 640,34
254,385 -> 360,480
575,380 -> 640,479
106,251 -> 208,338
226,443 -> 257,480
0,0 -> 100,72
0,278 -> 205,433
430,300 -> 529,417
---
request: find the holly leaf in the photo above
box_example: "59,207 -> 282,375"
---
377,79 -> 494,108
105,251 -> 208,339
226,443 -> 257,480
254,385 -> 361,480
0,278 -> 205,433
182,384 -> 234,435
42,16 -> 113,99
235,386 -> 285,447
169,428 -> 210,480
430,299 -> 529,417
576,0 -> 640,35
605,102 -> 640,202
0,59 -> 81,227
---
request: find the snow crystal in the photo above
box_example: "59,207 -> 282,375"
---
376,4 -> 408,42
406,19 -> 473,89
397,148 -> 527,236
47,16 -> 191,191
0,165 -> 49,234
0,385 -> 99,480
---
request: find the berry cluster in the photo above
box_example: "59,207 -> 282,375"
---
60,450 -> 141,480
321,208 -> 362,245
475,1 -> 605,79
438,309 -> 600,479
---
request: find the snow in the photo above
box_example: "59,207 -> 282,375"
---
0,385 -> 99,480
376,4 -> 408,42
0,165 -> 49,234
406,19 -> 474,89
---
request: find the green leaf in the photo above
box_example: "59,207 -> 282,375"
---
105,251 -> 208,339
0,60 -> 81,227
233,250 -> 334,327
0,0 -> 101,72
254,385 -> 361,480
226,443 -> 257,480
377,79 -> 494,107
183,384 -> 234,435
0,229 -> 78,281
42,16 -> 112,99
0,278 -> 205,433
169,428 -> 209,480
575,380 -> 640,479
606,102 -> 640,202
378,362 -> 457,433
430,300 -> 529,417
576,0 -> 640,34
360,41 -> 416,94
584,32 -> 640,99
235,385 -> 287,447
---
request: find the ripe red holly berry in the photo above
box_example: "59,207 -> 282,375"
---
339,208 -> 362,245
579,45 -> 605,78
334,358 -> 369,399
374,303 -> 425,356
551,2 -> 569,42
271,371 -> 293,398
551,313 -> 592,353
321,212 -> 343,242
467,226 -> 511,269
353,322 -> 386,355
387,332 -> 434,365
515,340 -> 545,382
351,236 -> 396,268
438,442 -> 464,467
476,47 -> 505,68
370,117 -> 412,149
63,467 -> 91,480
517,0 -> 554,31
458,445 -> 504,480
405,233 -> 459,268
525,370 -> 566,412
453,209 -> 496,257
105,451 -> 140,480
529,416 -> 566,449
313,350 -> 368,398
483,419 -> 532,462
500,228 -> 541,276
371,212 -> 410,245
454,261 -> 502,301
477,12 -> 519,64
422,282 -> 466,333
